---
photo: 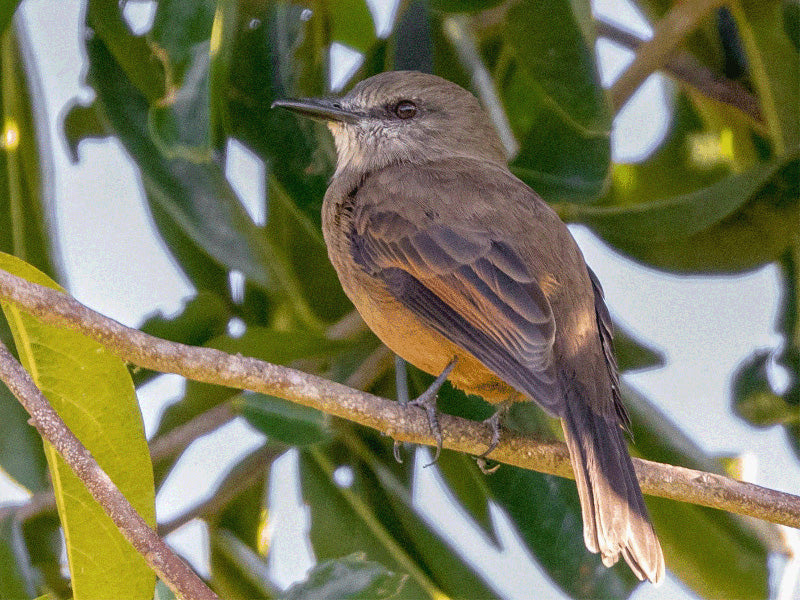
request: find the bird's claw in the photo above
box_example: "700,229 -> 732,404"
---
395,357 -> 458,466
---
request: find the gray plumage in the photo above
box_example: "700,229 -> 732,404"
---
274,71 -> 665,583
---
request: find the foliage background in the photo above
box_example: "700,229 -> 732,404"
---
0,0 -> 798,599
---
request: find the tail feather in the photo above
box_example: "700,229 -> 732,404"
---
561,387 -> 664,584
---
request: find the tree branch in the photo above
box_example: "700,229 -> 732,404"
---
609,0 -> 727,112
2,268 -> 800,529
596,18 -> 763,125
0,399 -> 239,525
0,340 -> 219,600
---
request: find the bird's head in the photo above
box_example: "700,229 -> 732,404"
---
272,71 -> 507,174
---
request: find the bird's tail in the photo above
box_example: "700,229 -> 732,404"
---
561,385 -> 665,584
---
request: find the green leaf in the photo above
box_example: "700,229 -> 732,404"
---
731,0 -> 800,152
82,33 -> 333,328
0,379 -> 47,492
0,1 -> 22,36
488,467 -> 639,598
0,253 -> 156,600
564,155 -> 799,272
433,451 -> 495,539
264,178 -> 350,324
0,514 -> 35,600
613,326 -> 665,372
62,101 -> 108,162
324,0 -> 376,52
86,0 -> 165,101
732,350 -> 794,427
153,580 -> 177,600
346,439 -> 499,599
211,528 -> 277,599
431,0 -> 505,12
498,0 -> 612,202
624,384 -> 774,598
208,454 -> 273,600
0,24 -> 59,280
147,0 -> 216,159
236,392 -> 330,446
22,515 -> 68,598
211,0 -> 331,219
285,554 -> 406,600
140,291 -> 230,348
393,1 -> 433,73
300,448 -> 440,599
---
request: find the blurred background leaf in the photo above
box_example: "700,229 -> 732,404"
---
0,0 -> 797,597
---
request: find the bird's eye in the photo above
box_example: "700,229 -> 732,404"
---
394,100 -> 417,119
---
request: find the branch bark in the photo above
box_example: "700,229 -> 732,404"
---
2,268 -> 800,530
609,0 -> 727,112
596,18 -> 763,125
0,339 -> 219,600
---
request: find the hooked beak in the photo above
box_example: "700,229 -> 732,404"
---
271,97 -> 359,124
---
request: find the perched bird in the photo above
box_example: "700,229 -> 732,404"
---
273,71 -> 664,582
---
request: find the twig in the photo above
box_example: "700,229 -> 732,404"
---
158,444 -> 280,536
149,402 -> 237,463
596,18 -> 763,124
0,340 -> 219,600
442,14 -> 519,158
2,268 -> 800,529
609,0 -> 727,112
1,400 -> 239,525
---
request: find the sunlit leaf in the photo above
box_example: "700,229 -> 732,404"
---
0,253 -> 155,600
285,554 -> 406,600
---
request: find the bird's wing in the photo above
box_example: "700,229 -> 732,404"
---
350,200 -> 563,413
587,267 -> 630,428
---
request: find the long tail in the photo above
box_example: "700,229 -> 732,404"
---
561,386 -> 665,583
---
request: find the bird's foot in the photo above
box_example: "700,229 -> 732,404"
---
394,357 -> 458,465
475,402 -> 511,474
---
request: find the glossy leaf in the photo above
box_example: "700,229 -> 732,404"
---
731,0 -> 800,152
0,23 -> 59,280
564,155 -> 799,272
300,447 -> 440,599
83,37 -> 275,288
498,1 -> 612,202
0,514 -> 35,600
236,392 -> 330,446
211,0 -> 331,219
732,350 -> 793,427
0,253 -> 156,600
0,380 -> 47,492
211,529 -> 276,599
624,384 -> 774,598
285,554 -> 406,600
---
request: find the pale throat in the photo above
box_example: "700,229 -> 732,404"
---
327,121 -> 366,173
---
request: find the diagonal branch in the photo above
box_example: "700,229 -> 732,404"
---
609,0 -> 727,112
0,339 -> 219,600
2,268 -> 800,530
596,18 -> 763,125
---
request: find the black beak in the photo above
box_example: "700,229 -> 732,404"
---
271,97 -> 359,124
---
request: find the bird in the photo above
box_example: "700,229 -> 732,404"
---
273,70 -> 665,583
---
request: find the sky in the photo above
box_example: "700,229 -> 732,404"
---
0,0 -> 797,598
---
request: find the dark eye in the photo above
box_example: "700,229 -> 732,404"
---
394,100 -> 417,119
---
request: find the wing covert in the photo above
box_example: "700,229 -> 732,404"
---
351,206 -> 562,412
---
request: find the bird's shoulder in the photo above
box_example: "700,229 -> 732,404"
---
352,158 -> 545,222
